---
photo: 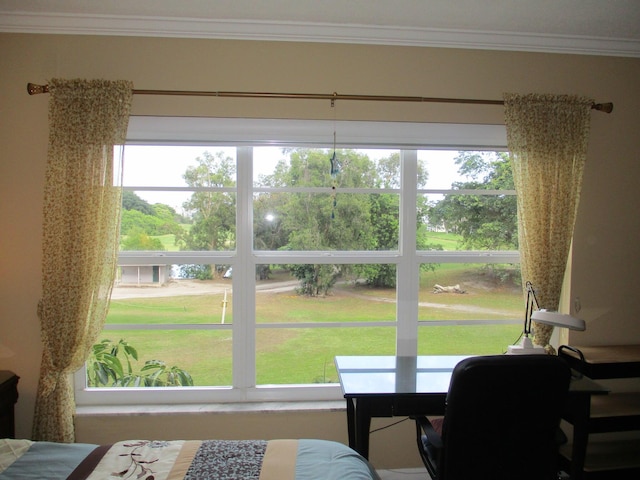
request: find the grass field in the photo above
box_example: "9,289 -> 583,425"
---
103,262 -> 523,386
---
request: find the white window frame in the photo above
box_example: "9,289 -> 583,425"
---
75,118 -> 516,406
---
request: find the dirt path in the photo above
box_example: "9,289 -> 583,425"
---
336,289 -> 514,317
112,279 -> 512,317
111,279 -> 298,299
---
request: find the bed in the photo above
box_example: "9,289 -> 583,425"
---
0,437 -> 380,479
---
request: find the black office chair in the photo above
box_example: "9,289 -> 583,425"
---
414,354 -> 571,480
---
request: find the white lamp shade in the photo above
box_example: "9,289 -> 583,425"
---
531,309 -> 586,331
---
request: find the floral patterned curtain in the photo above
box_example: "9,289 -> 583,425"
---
504,93 -> 592,353
33,79 -> 133,442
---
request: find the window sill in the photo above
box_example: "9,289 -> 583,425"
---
75,400 -> 346,417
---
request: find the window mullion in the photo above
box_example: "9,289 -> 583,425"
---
233,146 -> 255,393
396,150 -> 419,356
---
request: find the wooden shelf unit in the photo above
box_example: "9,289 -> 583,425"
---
558,345 -> 640,478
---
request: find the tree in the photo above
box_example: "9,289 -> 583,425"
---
180,151 -> 235,250
177,151 -> 236,278
277,149 -> 375,251
122,190 -> 155,215
260,149 -> 434,291
427,152 -> 517,250
289,263 -> 341,296
87,339 -> 194,387
178,264 -> 213,280
272,149 -> 376,295
152,203 -> 186,231
121,227 -> 164,250
360,153 -> 401,287
120,191 -> 183,238
356,152 -> 430,287
253,192 -> 289,251
359,192 -> 398,287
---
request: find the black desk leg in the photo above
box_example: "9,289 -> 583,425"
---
569,395 -> 591,480
354,398 -> 372,459
346,397 -> 356,450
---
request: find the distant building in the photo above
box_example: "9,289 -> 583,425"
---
118,265 -> 170,286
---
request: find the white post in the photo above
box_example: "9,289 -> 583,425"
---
221,288 -> 228,324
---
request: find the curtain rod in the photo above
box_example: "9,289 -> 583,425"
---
26,83 -> 613,113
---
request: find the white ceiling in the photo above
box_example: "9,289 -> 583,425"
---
1,0 -> 639,57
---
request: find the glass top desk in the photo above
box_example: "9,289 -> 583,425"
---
336,355 -> 607,480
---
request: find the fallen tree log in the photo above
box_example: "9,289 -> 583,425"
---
433,284 -> 466,294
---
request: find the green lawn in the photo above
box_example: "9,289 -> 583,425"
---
156,234 -> 180,251
103,262 -> 523,386
422,231 -> 463,250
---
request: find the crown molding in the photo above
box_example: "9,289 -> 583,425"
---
1,12 -> 639,58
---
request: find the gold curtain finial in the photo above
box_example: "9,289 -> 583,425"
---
27,83 -> 49,95
592,102 -> 613,113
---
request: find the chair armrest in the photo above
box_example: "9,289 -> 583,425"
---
415,415 -> 444,449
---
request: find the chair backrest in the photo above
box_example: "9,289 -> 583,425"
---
438,354 -> 571,480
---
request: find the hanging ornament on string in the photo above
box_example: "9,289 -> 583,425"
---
330,131 -> 340,177
330,93 -> 340,219
330,149 -> 338,219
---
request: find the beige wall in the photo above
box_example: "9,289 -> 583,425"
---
1,32 -> 639,468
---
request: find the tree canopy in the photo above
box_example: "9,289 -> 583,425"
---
120,148 -> 517,292
120,191 -> 183,250
427,151 -> 517,250
178,151 -> 236,252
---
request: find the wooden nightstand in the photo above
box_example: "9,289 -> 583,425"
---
0,371 -> 19,438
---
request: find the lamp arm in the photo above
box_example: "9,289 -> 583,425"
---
523,281 -> 540,336
527,281 -> 540,310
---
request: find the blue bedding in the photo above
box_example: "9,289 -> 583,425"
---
0,442 -> 97,479
0,438 -> 380,479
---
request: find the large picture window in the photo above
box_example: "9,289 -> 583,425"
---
75,118 -> 521,405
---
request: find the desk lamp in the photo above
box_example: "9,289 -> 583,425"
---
507,281 -> 586,355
